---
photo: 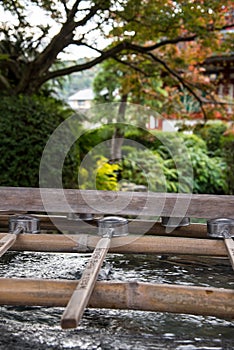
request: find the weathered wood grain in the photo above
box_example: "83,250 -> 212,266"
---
0,233 -> 17,257
0,278 -> 233,319
0,233 -> 227,257
0,187 -> 234,218
61,237 -> 111,329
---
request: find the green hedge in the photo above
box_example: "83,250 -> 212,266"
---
193,121 -> 227,156
221,134 -> 234,195
0,94 -> 79,187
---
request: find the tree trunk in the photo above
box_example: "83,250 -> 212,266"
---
110,94 -> 128,161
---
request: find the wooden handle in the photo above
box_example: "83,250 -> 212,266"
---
61,237 -> 110,329
224,237 -> 234,271
0,234 -> 17,257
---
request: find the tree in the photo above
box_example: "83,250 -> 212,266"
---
0,0 -> 233,106
93,58 -> 167,159
0,94 -> 78,187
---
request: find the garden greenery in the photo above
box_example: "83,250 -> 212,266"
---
121,132 -> 226,194
77,126 -> 228,194
0,96 -> 230,195
0,94 -> 78,188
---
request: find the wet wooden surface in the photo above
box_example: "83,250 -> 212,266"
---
0,232 -> 228,256
0,278 -> 233,319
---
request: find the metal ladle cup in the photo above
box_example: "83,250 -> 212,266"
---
98,216 -> 129,237
9,215 -> 40,234
61,216 -> 128,329
0,215 -> 40,258
207,218 -> 234,271
161,216 -> 190,228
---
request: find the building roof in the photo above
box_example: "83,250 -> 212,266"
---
68,88 -> 94,101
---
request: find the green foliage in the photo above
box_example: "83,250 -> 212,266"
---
0,94 -> 79,187
79,156 -> 121,191
180,133 -> 207,151
189,147 -> 227,194
121,149 -> 167,192
77,126 -> 114,160
194,121 -> 228,156
92,58 -> 167,113
93,60 -> 120,103
165,133 -> 227,194
121,132 -> 227,194
1,0 -> 232,107
96,157 -> 121,191
221,134 -> 234,194
58,122 -> 228,194
124,127 -> 161,150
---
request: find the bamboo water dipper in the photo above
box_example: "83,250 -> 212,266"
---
0,215 -> 40,257
61,216 -> 128,329
207,218 -> 234,270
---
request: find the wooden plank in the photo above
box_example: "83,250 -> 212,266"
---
0,187 -> 234,218
0,278 -> 233,319
0,233 -> 227,257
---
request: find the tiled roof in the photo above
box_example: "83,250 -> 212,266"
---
68,88 -> 94,101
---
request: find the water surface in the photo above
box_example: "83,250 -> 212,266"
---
0,251 -> 233,349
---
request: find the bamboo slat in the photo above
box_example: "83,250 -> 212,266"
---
224,237 -> 234,270
0,233 -> 227,256
61,237 -> 111,329
0,234 -> 17,257
0,278 -> 233,319
0,187 -> 234,218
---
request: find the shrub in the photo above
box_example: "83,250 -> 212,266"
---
188,147 -> 227,194
193,121 -> 227,156
96,157 -> 121,191
0,94 -> 79,187
221,134 -> 234,194
121,133 -> 227,194
79,156 -> 121,191
121,149 -> 167,192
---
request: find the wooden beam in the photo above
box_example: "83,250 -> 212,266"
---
0,187 -> 234,218
0,233 -> 227,257
0,278 -> 233,319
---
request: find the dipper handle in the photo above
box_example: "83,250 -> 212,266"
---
0,234 -> 17,257
61,237 -> 111,329
224,237 -> 234,271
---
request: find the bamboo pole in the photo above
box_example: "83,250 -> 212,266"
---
0,233 -> 227,256
0,278 -> 233,320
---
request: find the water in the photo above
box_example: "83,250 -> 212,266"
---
0,251 -> 234,349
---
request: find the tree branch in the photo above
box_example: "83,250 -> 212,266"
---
0,59 -> 21,80
31,2 -> 100,73
36,42 -> 129,84
61,0 -> 69,15
26,26 -> 50,53
145,52 -> 208,119
113,55 -> 151,76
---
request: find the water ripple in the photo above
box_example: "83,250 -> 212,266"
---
0,251 -> 233,349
